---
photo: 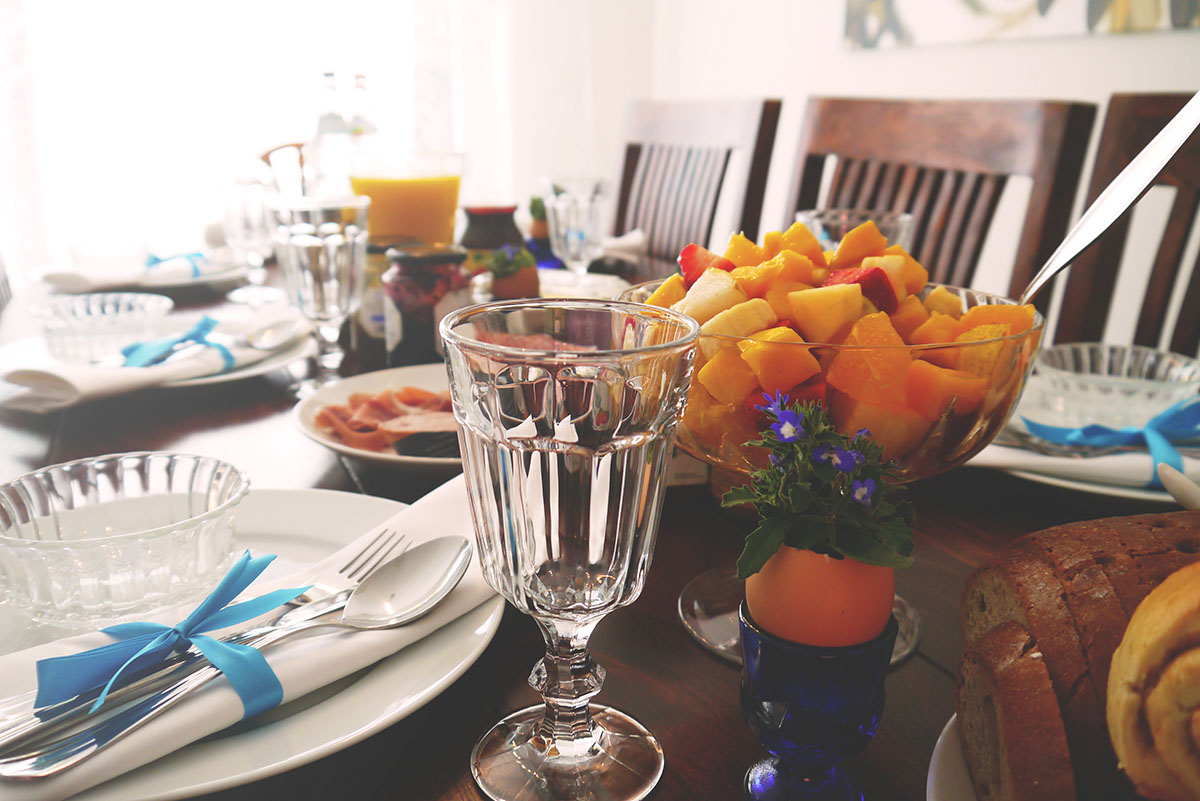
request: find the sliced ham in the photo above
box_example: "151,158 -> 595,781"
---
316,385 -> 457,453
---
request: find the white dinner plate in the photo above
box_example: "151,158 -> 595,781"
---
64,488 -> 504,801
135,263 -> 250,291
292,363 -> 462,471
1002,469 -> 1175,504
470,268 -> 632,301
927,714 -> 977,801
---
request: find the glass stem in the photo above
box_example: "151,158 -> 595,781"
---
313,321 -> 344,383
528,616 -> 604,758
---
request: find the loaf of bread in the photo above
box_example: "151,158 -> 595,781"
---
955,621 -> 1076,801
957,510 -> 1200,801
1109,560 -> 1200,801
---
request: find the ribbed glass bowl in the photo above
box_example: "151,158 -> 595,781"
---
0,452 -> 248,627
1027,342 -> 1200,430
31,292 -> 174,363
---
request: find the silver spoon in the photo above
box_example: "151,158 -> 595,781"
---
1020,90 -> 1200,305
0,536 -> 472,779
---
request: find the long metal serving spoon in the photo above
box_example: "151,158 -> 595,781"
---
1019,90 -> 1200,305
0,536 -> 472,780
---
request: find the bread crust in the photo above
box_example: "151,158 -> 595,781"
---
956,621 -> 1076,801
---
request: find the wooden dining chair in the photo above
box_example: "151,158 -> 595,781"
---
783,96 -> 1096,309
1053,92 -> 1200,355
612,98 -> 781,262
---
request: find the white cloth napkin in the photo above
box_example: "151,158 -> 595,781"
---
41,254 -> 235,294
966,441 -> 1200,489
0,476 -> 496,801
602,229 -> 647,258
0,306 -> 312,413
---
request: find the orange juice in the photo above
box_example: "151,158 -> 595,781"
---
349,175 -> 460,244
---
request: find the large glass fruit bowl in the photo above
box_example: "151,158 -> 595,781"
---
621,278 -> 1044,664
622,281 -> 1043,481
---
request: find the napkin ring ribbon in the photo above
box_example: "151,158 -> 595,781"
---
1022,397 -> 1200,489
121,316 -> 236,371
146,252 -> 204,277
34,551 -> 309,719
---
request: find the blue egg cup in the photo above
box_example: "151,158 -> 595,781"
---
739,602 -> 899,801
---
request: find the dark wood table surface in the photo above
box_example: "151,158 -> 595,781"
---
0,269 -> 1176,801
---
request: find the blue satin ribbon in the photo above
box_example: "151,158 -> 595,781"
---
1022,397 -> 1200,488
146,252 -> 204,277
121,315 -> 236,371
35,551 -> 309,719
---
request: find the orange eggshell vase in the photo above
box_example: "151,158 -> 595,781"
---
744,545 -> 895,647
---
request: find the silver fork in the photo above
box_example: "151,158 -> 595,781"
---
0,529 -> 408,756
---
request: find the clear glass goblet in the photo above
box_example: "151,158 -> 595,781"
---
269,194 -> 370,397
545,177 -> 607,276
441,298 -> 699,801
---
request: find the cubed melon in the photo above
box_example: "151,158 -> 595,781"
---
696,346 -> 760,405
910,312 -> 966,368
905,359 -> 987,421
646,273 -> 686,308
829,389 -> 932,462
737,326 -> 820,394
923,285 -> 963,319
787,283 -> 863,344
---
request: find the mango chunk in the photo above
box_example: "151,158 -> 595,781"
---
829,389 -> 932,462
780,221 -> 829,269
731,250 -> 816,298
959,304 -> 1037,336
955,323 -> 1013,379
761,230 -> 783,260
889,295 -> 931,341
738,327 -> 820,394
923,285 -> 963,319
910,312 -> 966,368
646,273 -> 686,308
905,359 -> 987,421
830,221 -> 888,270
697,346 -> 760,405
724,232 -> 766,268
825,312 -> 912,407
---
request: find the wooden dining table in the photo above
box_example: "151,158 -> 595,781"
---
0,264 -> 1178,801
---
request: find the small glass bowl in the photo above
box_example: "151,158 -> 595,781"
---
1027,342 -> 1200,430
31,292 -> 174,364
0,452 -> 248,627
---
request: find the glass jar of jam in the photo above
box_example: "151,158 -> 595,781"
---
381,243 -> 469,366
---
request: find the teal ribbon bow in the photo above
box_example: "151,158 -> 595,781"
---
146,252 -> 204,277
1022,397 -> 1200,489
35,551 -> 309,719
121,315 -> 235,371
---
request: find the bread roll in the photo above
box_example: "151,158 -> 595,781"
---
1108,560 -> 1200,800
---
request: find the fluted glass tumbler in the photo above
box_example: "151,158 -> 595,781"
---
441,298 -> 699,801
270,194 -> 369,396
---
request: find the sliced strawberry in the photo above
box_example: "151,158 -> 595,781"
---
678,243 -> 736,287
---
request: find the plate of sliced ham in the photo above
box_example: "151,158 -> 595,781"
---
292,363 -> 462,469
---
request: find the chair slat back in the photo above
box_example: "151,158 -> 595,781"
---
786,97 -> 1095,309
1053,92 -> 1200,355
615,98 -> 781,261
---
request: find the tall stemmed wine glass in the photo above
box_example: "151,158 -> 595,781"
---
621,278 -> 1043,667
269,194 -> 369,397
441,298 -> 699,801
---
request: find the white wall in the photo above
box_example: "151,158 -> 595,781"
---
642,1 -> 1199,343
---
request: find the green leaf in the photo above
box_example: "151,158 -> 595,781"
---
721,486 -> 757,508
736,517 -> 789,579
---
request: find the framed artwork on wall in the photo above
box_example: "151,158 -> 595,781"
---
845,0 -> 1200,49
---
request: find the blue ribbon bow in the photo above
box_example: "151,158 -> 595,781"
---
145,252 -> 204,277
121,315 -> 236,371
35,551 -> 309,719
1022,397 -> 1200,488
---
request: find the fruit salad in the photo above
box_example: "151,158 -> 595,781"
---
629,220 -> 1044,482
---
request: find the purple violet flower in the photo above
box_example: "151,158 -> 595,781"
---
814,443 -> 858,473
754,390 -> 788,417
770,409 -> 804,443
852,478 -> 876,508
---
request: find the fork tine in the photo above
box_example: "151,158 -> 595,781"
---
350,533 -> 409,581
339,528 -> 399,578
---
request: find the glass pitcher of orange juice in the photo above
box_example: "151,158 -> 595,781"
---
350,145 -> 463,245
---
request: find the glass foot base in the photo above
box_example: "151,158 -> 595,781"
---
678,567 -> 921,667
746,757 -> 862,801
471,704 -> 664,801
